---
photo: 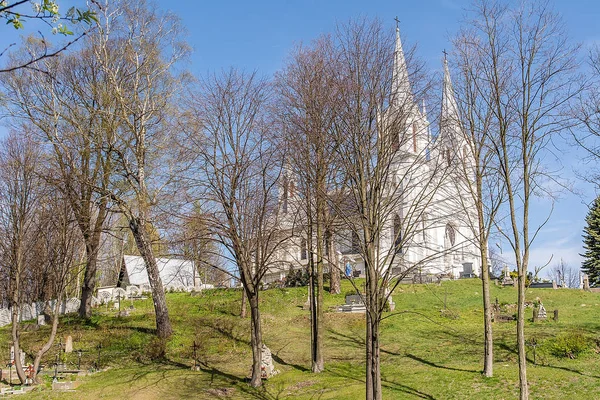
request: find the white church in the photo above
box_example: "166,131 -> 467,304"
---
265,25 -> 482,284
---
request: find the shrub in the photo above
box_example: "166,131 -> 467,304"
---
543,331 -> 592,359
285,268 -> 310,287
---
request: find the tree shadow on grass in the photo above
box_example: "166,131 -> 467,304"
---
382,378 -> 437,400
270,352 -> 310,372
403,353 -> 479,374
326,328 -> 365,349
327,363 -> 436,399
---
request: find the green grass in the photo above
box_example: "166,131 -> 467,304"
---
4,279 -> 600,399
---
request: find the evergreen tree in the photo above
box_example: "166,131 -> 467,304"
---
581,196 -> 600,286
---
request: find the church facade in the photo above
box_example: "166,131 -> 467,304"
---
265,26 -> 482,284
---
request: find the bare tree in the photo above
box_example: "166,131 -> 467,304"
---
275,36 -> 344,372
0,133 -> 44,384
325,19 -> 456,400
187,69 -> 289,387
0,133 -> 80,384
551,258 -> 579,288
466,1 -> 582,398
88,0 -> 190,338
0,40 -> 115,318
451,24 -> 507,376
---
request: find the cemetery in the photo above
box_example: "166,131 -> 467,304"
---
0,278 -> 597,399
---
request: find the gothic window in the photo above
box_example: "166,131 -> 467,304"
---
412,122 -> 418,152
445,224 -> 456,247
394,214 -> 403,254
446,148 -> 451,167
282,176 -> 289,213
392,129 -> 399,152
301,237 -> 307,260
351,231 -> 360,253
289,180 -> 295,197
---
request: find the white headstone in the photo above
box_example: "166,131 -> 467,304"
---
65,335 -> 73,353
37,315 -> 46,326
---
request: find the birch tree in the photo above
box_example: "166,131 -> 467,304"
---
450,28 -> 506,376
464,1 -> 581,397
88,0 -> 189,338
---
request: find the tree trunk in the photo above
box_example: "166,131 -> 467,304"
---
33,298 -> 61,382
369,315 -> 382,400
313,220 -> 324,373
366,309 -> 373,400
248,290 -> 262,387
79,240 -> 100,318
240,288 -> 247,318
129,217 -> 172,338
517,269 -> 528,399
481,248 -> 493,377
329,240 -> 341,294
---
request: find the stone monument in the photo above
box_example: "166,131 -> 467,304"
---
501,266 -> 514,287
65,335 -> 73,353
260,344 -> 279,378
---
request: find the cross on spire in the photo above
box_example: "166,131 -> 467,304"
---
442,49 -> 448,61
394,16 -> 400,30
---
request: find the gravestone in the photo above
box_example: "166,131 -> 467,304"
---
345,295 -> 363,305
65,335 -> 73,353
552,280 -> 558,289
126,285 -> 141,298
338,294 -> 366,313
21,304 -> 34,321
112,287 -> 127,299
583,274 -> 590,291
501,266 -> 514,287
66,298 -> 80,314
260,344 -> 278,378
11,346 -> 25,366
37,315 -> 46,326
0,309 -> 11,327
98,291 -> 112,305
537,304 -> 547,320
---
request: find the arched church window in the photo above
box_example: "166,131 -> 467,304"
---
392,128 -> 399,152
412,122 -> 418,152
445,224 -> 456,247
282,176 -> 289,213
394,214 -> 403,254
351,231 -> 360,253
301,237 -> 307,260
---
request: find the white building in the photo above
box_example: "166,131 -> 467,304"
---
265,25 -> 482,283
121,255 -> 201,288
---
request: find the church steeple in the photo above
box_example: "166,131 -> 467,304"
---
391,18 -> 413,108
441,54 -> 460,132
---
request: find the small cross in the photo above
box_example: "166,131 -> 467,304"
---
394,16 -> 400,30
442,49 -> 448,60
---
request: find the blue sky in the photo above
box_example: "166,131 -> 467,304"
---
2,0 -> 599,275
165,0 -> 600,274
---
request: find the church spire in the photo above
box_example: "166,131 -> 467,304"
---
391,18 -> 413,108
441,53 -> 460,128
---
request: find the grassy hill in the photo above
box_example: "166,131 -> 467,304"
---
4,279 -> 600,399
